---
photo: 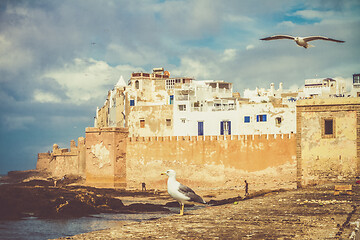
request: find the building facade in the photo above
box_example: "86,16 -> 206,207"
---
37,69 -> 359,189
296,98 -> 360,187
95,68 -> 297,137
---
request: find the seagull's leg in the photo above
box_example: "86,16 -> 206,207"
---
179,203 -> 184,215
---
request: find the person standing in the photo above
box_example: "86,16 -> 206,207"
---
142,182 -> 146,191
244,180 -> 249,197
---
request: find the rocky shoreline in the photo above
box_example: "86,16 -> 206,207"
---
3,170 -> 360,239
0,171 -> 173,220
60,184 -> 360,240
1,170 -> 254,220
0,170 -> 281,220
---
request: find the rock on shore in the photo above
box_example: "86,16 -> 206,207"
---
0,171 -> 170,220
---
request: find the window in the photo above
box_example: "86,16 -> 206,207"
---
244,116 -> 250,123
135,80 -> 140,89
166,79 -> 175,89
256,114 -> 267,122
178,104 -> 186,111
322,118 -> 335,138
354,75 -> 360,84
166,119 -> 171,127
130,100 -> 135,106
220,121 -> 231,135
140,119 -> 145,128
181,118 -> 186,123
275,117 -> 282,126
324,120 -> 333,134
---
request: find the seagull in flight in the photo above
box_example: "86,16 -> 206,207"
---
260,35 -> 345,48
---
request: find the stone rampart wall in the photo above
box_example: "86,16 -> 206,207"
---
126,133 -> 297,190
36,138 -> 86,178
37,130 -> 297,189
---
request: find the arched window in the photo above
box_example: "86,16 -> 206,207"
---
135,80 -> 140,89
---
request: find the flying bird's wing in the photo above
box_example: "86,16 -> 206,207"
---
303,36 -> 345,43
260,35 -> 295,41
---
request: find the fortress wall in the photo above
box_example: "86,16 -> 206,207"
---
50,153 -> 80,177
37,130 -> 296,189
126,133 -> 297,190
36,153 -> 51,172
36,138 -> 86,178
85,127 -> 128,188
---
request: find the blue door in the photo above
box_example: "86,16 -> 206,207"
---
220,121 -> 231,135
198,121 -> 204,136
170,95 -> 174,105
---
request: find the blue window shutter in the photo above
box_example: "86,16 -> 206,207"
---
198,122 -> 204,136
228,121 -> 231,135
263,114 -> 267,122
244,116 -> 250,123
130,100 -> 135,106
256,115 -> 259,122
220,121 -> 224,135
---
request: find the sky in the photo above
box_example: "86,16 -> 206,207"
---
0,0 -> 359,174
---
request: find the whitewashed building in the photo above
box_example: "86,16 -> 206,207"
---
96,68 -> 335,137
302,77 -> 346,98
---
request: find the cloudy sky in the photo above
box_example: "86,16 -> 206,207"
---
0,0 -> 359,174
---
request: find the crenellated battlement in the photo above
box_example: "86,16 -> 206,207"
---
37,129 -> 297,189
126,132 -> 297,188
128,133 -> 295,143
36,137 -> 86,177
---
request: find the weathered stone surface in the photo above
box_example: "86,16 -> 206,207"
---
59,184 -> 360,240
297,98 -> 360,187
0,177 -> 169,220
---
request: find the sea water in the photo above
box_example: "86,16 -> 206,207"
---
0,212 -> 172,240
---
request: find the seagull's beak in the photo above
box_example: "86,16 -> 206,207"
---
161,172 -> 166,176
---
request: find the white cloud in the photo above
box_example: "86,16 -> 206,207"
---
33,89 -> 62,103
42,58 -> 139,104
222,49 -> 237,61
3,116 -> 35,130
175,57 -> 213,79
224,14 -> 254,23
107,43 -> 164,66
246,45 -> 255,50
158,0 -> 222,39
277,21 -> 296,28
0,35 -> 33,73
292,10 -> 335,20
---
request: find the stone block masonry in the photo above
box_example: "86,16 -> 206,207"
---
85,127 -> 128,188
36,137 -> 86,177
126,133 -> 297,189
296,98 -> 360,187
37,129 -> 296,189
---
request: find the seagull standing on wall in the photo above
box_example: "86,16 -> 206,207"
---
260,35 -> 345,48
161,169 -> 206,215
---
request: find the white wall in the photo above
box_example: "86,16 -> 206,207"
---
173,102 -> 296,136
237,103 -> 296,135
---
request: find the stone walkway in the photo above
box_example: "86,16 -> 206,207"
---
59,185 -> 360,239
